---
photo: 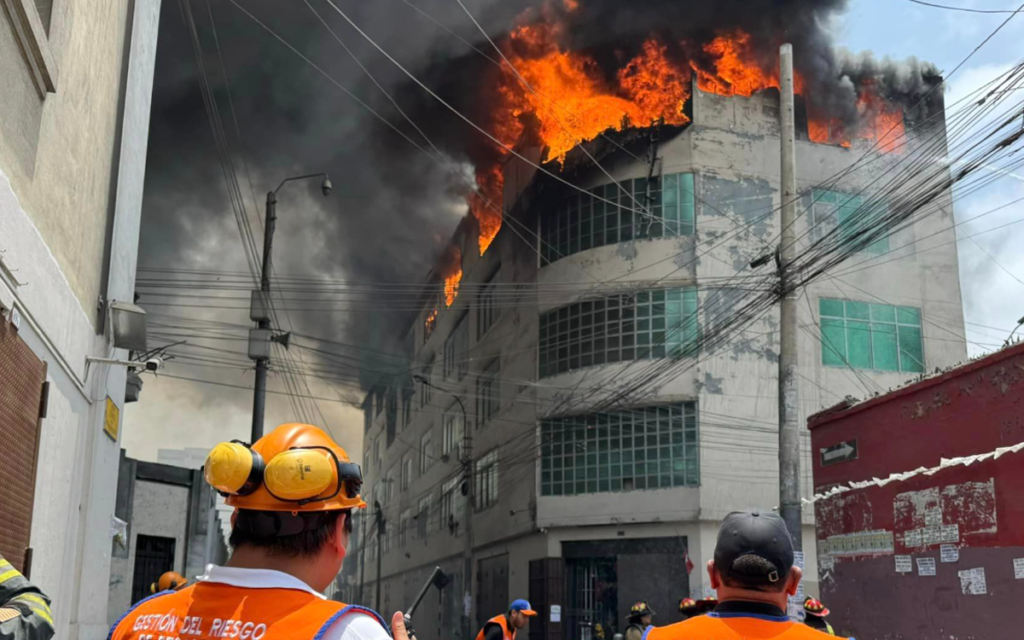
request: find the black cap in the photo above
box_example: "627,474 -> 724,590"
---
713,511 -> 794,586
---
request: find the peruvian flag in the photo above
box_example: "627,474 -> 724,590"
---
684,548 -> 695,575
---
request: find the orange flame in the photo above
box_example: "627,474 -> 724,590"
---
444,269 -> 463,307
425,308 -> 438,337
470,165 -> 505,255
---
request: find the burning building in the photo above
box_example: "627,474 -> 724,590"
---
358,5 -> 968,639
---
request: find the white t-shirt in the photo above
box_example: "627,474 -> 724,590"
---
195,565 -> 391,640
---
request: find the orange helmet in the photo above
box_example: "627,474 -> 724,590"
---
204,423 -> 366,512
678,598 -> 697,612
151,571 -> 187,593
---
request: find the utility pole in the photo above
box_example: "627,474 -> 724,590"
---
248,173 -> 331,442
250,190 -> 276,442
375,500 -> 385,611
778,43 -> 802,551
413,375 -> 473,637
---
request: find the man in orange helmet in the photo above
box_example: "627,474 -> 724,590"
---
149,571 -> 187,595
109,424 -> 412,640
645,511 -> 852,640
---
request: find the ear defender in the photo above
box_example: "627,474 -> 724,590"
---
204,441 -> 265,496
263,447 -> 336,502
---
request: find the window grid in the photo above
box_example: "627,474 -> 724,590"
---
417,497 -> 429,539
419,363 -> 434,408
820,298 -> 925,373
442,406 -> 465,457
476,358 -> 501,429
477,270 -> 500,340
541,174 -> 694,265
810,189 -> 890,255
401,392 -> 412,431
401,454 -> 413,491
419,429 -> 434,474
539,287 -> 699,378
382,522 -> 391,554
383,470 -> 394,503
399,509 -> 410,547
474,449 -> 499,511
444,314 -> 469,380
540,403 -> 699,496
440,477 -> 460,532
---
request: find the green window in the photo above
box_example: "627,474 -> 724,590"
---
819,298 -> 924,373
542,173 -> 695,265
540,403 -> 699,496
539,287 -> 699,378
810,189 -> 889,255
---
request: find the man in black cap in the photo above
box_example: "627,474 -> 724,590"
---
645,511 -> 852,639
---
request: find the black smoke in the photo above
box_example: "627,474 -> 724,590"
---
141,0 -> 939,403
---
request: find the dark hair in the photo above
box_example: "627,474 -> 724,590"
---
229,509 -> 352,558
719,554 -> 789,593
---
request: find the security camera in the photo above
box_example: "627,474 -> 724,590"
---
321,178 -> 333,197
144,357 -> 164,372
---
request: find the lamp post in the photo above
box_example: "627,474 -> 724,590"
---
249,173 -> 332,442
413,374 -> 474,637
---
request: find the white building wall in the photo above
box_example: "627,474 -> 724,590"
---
0,2 -> 161,638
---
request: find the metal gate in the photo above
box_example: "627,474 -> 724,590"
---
566,559 -> 617,640
0,318 -> 47,574
477,554 -> 509,629
131,535 -> 176,603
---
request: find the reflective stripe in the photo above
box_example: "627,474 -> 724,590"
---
0,570 -> 20,585
12,594 -> 50,613
0,608 -> 19,623
28,606 -> 54,626
0,560 -> 11,569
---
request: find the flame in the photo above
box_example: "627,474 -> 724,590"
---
807,83 -> 905,153
470,165 -> 505,255
425,308 -> 438,337
444,269 -> 463,307
562,0 -> 579,10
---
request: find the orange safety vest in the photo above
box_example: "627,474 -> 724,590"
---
107,582 -> 388,640
644,612 -> 851,640
475,615 -> 514,640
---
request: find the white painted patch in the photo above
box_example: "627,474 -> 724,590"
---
916,557 -> 937,576
895,555 -> 913,573
894,480 -> 994,548
940,545 -> 959,563
819,555 -> 836,572
958,567 -> 986,595
925,507 -> 943,526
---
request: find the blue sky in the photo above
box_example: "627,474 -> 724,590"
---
838,0 -> 1024,356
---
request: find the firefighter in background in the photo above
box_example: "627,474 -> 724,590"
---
645,511 -> 854,640
678,597 -> 717,620
0,555 -> 54,640
148,571 -> 187,595
475,600 -> 536,640
802,597 -> 836,635
108,424 -> 410,640
624,601 -> 654,640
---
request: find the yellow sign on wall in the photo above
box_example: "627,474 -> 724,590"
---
103,397 -> 120,442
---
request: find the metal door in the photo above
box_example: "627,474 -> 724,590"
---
131,535 -> 176,603
477,554 -> 509,628
0,319 -> 47,573
566,559 -> 617,640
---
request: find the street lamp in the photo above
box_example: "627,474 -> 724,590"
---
412,373 -> 475,636
249,173 -> 332,442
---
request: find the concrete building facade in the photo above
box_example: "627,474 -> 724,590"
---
0,1 -> 161,638
359,83 -> 967,640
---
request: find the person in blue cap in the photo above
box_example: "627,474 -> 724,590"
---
475,599 -> 537,640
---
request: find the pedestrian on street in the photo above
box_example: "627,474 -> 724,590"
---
802,597 -> 836,635
624,601 -> 654,640
475,600 -> 537,640
645,511 -> 853,639
0,555 -> 54,640
108,423 -> 401,640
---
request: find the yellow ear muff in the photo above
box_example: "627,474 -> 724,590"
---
263,448 -> 335,501
205,441 -> 264,495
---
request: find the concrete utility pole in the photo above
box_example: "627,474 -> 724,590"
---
778,43 -> 802,550
248,173 -> 331,441
250,190 -> 276,442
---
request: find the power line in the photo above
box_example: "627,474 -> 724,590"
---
903,0 -> 1021,14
